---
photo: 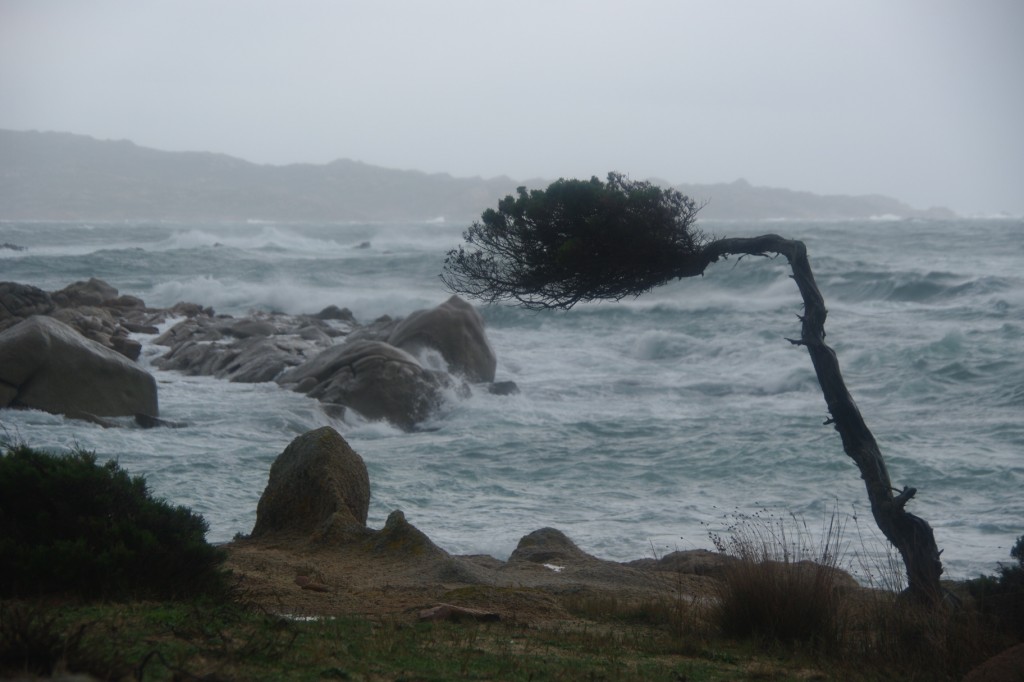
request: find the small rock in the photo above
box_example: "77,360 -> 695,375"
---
488,380 -> 519,396
295,575 -> 330,592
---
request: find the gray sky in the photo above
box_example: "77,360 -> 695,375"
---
2,0 -> 1022,215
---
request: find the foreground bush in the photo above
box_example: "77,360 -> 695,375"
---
707,511 -> 1012,679
0,443 -> 228,599
709,510 -> 847,652
967,534 -> 1024,639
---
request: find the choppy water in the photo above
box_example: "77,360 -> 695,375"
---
1,218 -> 1021,581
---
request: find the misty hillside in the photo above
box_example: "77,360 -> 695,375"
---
0,130 -> 954,222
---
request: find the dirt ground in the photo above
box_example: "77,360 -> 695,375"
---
223,511 -> 729,625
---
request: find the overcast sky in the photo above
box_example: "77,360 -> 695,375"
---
2,0 -> 1022,215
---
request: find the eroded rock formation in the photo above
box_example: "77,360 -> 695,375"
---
251,426 -> 371,543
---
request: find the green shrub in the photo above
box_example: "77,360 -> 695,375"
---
0,444 -> 228,600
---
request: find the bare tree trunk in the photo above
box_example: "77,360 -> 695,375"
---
691,234 -> 944,604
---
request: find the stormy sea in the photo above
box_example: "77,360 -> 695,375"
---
1,218 -> 1021,582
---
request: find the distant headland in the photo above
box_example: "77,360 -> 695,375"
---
0,129 -> 956,222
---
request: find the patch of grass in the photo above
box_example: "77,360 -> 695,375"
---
0,599 -> 857,681
0,601 -> 130,680
562,588 -> 710,652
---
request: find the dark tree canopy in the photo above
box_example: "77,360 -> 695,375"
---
443,174 -> 945,605
442,172 -> 707,309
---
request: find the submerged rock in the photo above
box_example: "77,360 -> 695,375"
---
153,312 -> 337,383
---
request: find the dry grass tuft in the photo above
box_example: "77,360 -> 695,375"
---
708,508 -> 849,653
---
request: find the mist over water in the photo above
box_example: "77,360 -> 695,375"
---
1,218 -> 1021,581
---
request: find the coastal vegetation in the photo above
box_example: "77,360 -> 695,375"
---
0,443 -> 229,601
442,173 -> 944,603
0,444 -> 1019,679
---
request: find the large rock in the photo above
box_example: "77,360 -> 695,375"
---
388,295 -> 496,382
0,315 -> 158,420
278,340 -> 459,431
963,642 -> 1024,682
251,426 -> 371,542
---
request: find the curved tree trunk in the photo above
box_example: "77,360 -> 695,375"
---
689,234 -> 943,604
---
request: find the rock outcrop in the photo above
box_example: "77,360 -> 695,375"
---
0,315 -> 158,420
277,340 -> 462,431
387,295 -> 496,382
367,509 -> 449,560
232,428 -> 731,616
251,426 -> 371,543
153,295 -> 506,430
153,311 -> 343,383
2,278 -> 513,430
627,548 -> 739,578
0,278 -> 152,361
962,642 -> 1024,682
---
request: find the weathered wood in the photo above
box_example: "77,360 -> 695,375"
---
695,234 -> 944,604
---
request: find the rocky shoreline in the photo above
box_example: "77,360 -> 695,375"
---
0,277 -> 743,616
226,424 -> 760,623
6,278 -> 1020,680
0,277 -> 514,430
0,277 -> 758,619
224,425 -> 1024,681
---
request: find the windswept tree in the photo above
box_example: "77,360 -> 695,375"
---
442,172 -> 944,604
